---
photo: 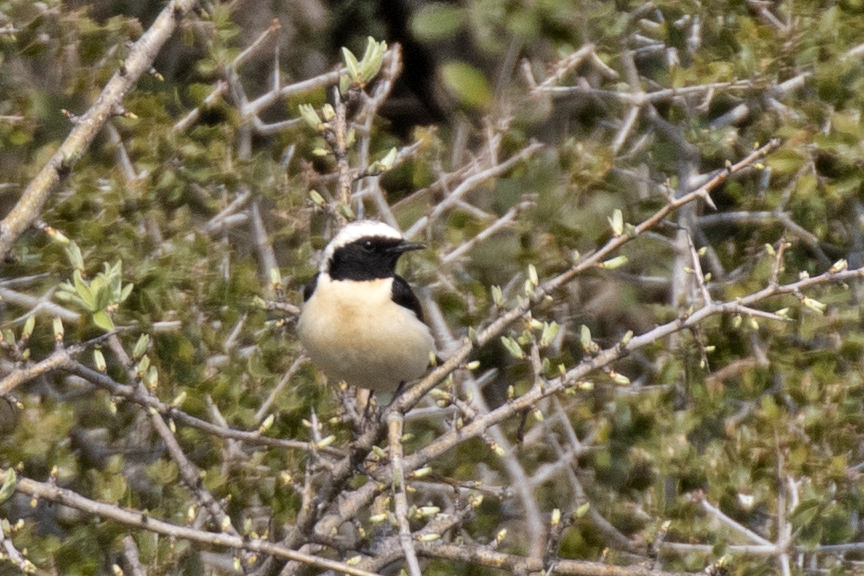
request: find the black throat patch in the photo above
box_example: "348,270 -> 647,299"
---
328,236 -> 405,281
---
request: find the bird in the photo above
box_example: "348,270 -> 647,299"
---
297,220 -> 436,393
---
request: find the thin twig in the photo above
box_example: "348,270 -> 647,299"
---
255,355 -> 307,423
0,286 -> 81,323
404,141 -> 543,239
0,348 -> 73,396
695,496 -> 774,547
65,361 -> 343,456
172,80 -> 228,134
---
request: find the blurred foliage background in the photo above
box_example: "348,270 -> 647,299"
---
2,0 -> 864,575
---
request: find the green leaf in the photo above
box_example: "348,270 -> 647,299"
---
90,275 -> 109,310
298,103 -> 322,131
358,37 -> 387,84
65,241 -> 85,271
540,322 -> 559,348
146,366 -> 159,390
0,469 -> 17,505
501,336 -> 525,360
21,315 -> 35,340
93,349 -> 106,372
580,325 -> 593,351
411,4 -> 463,41
110,262 -> 123,295
790,499 -> 822,529
440,61 -> 491,109
377,147 -> 398,171
491,285 -> 503,306
73,270 -> 96,311
136,355 -> 151,377
765,149 -> 805,176
342,47 -> 360,81
92,310 -> 115,332
119,283 -> 133,303
132,334 -> 150,360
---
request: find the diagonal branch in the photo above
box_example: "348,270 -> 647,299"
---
308,140 -> 785,534
0,468 -> 385,576
0,0 -> 199,257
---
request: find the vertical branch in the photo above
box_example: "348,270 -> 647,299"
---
122,535 -> 147,576
333,87 -> 353,217
645,104 -> 702,322
354,46 -> 403,226
463,376 -> 546,559
387,411 -> 423,576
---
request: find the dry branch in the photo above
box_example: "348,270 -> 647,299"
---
0,0 -> 199,257
0,468 -> 384,576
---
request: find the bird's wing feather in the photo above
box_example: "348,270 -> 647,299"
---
391,274 -> 424,321
302,273 -> 320,302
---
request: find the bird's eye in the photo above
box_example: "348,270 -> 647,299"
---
363,240 -> 374,251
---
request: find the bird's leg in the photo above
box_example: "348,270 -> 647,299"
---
390,380 -> 407,401
361,393 -> 384,432
337,384 -> 365,431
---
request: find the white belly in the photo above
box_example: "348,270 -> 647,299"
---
297,277 -> 436,392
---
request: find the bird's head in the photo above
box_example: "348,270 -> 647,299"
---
322,220 -> 425,281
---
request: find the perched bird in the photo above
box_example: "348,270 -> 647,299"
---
297,220 -> 436,393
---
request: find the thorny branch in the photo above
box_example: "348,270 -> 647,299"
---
0,469 -> 384,576
243,139 -> 853,576
0,0 -> 200,258
3,3 -> 863,574
5,136 -> 828,576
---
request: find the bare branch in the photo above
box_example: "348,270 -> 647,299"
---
0,468 -> 385,576
0,0 -> 200,257
387,412 -> 423,576
414,541 -> 691,576
404,141 -> 543,239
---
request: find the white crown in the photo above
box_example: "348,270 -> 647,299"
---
321,220 -> 404,272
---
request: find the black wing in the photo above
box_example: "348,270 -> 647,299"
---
391,275 -> 424,321
302,273 -> 320,302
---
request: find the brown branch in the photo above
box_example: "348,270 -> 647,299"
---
387,412 -> 423,576
537,80 -> 757,105
65,361 -> 344,456
0,286 -> 81,322
404,141 -> 544,239
697,210 -> 831,267
172,80 -> 228,134
393,265 -> 863,478
103,334 -> 249,568
0,349 -> 73,397
0,524 -> 36,573
0,469 -> 384,576
398,139 -> 780,413
414,541 -> 692,576
302,140 -> 786,545
245,70 -> 343,118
